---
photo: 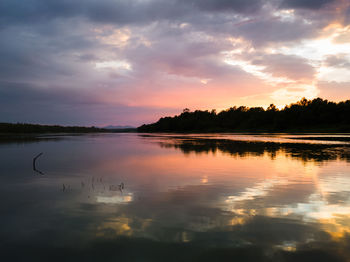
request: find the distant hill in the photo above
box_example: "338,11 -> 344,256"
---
138,98 -> 350,133
103,125 -> 135,129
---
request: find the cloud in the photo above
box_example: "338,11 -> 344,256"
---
0,0 -> 266,29
254,54 -> 316,81
0,0 -> 350,125
183,0 -> 265,13
229,16 -> 318,47
0,81 -> 178,126
0,0 -> 193,27
346,6 -> 350,25
280,0 -> 335,10
324,54 -> 350,68
317,81 -> 350,101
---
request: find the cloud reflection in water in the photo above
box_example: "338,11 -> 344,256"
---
1,133 -> 350,261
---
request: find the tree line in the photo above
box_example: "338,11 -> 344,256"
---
138,98 -> 350,132
0,123 -> 108,133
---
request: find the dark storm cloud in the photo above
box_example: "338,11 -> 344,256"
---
280,0 -> 335,10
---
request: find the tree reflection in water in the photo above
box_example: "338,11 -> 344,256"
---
2,134 -> 350,261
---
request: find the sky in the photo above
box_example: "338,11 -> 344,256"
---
1,0 -> 350,127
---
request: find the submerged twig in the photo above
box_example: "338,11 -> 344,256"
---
33,152 -> 44,175
109,182 -> 125,193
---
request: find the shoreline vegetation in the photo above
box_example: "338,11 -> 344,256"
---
0,123 -> 136,136
0,123 -> 107,134
137,98 -> 350,133
2,98 -> 350,136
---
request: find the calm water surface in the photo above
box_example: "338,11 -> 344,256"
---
1,133 -> 350,261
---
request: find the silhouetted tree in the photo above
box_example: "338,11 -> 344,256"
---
138,98 -> 350,132
0,123 -> 108,133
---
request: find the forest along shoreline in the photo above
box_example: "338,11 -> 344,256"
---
2,97 -> 350,137
137,98 -> 350,133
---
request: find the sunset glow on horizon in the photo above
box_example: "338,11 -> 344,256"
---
1,0 -> 350,126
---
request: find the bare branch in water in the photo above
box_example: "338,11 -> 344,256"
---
33,152 -> 44,175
